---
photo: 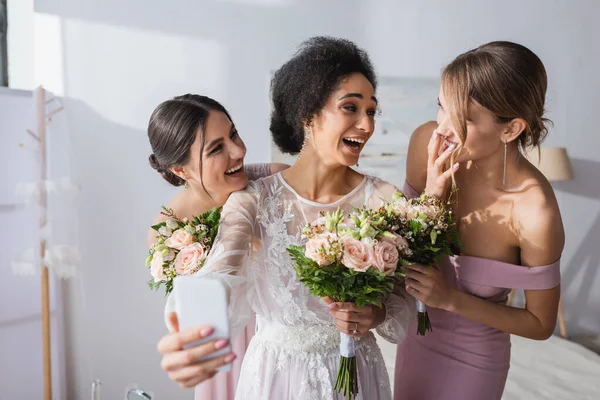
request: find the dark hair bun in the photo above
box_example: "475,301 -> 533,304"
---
148,154 -> 185,186
269,113 -> 303,154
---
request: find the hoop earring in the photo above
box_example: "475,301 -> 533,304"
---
503,137 -> 507,187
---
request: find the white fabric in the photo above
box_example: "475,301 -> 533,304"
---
11,89 -> 81,279
502,334 -> 600,400
165,173 -> 415,400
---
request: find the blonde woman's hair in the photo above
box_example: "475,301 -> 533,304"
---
441,41 -> 551,170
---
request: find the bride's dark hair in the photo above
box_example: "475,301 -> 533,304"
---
270,36 -> 377,154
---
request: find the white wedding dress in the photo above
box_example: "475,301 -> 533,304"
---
165,173 -> 415,400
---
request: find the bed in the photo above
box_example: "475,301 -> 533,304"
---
376,333 -> 600,399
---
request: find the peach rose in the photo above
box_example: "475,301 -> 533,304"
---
341,236 -> 374,272
305,233 -> 338,266
382,233 -> 409,252
174,242 -> 207,275
150,252 -> 166,283
165,228 -> 196,250
373,240 -> 400,276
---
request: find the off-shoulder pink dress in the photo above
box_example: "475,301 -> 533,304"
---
394,181 -> 561,400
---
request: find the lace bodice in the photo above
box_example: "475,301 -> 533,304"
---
166,172 -> 414,344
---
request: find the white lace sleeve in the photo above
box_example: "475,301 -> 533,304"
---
367,178 -> 416,343
164,186 -> 259,339
376,282 -> 416,344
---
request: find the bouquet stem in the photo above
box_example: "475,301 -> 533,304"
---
416,299 -> 432,336
334,333 -> 359,399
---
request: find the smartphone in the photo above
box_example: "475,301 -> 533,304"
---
173,275 -> 231,372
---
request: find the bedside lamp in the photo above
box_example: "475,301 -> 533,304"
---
525,147 -> 574,182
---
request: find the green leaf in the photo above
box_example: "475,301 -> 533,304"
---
151,222 -> 167,231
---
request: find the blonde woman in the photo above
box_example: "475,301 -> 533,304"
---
395,42 -> 564,400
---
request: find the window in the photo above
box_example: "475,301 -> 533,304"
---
0,0 -> 7,87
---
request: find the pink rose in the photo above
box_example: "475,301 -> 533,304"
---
341,236 -> 374,272
174,242 -> 207,275
165,229 -> 196,250
382,233 -> 409,252
394,204 -> 407,215
393,198 -> 409,215
373,240 -> 400,276
150,252 -> 166,283
408,204 -> 437,220
305,233 -> 338,266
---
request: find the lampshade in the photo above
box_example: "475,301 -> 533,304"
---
525,147 -> 574,182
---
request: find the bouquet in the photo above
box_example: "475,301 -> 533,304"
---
380,191 -> 460,335
145,206 -> 221,295
287,207 -> 411,400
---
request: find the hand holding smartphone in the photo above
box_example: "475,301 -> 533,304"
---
173,276 -> 232,372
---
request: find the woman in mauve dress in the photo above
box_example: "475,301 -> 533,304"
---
395,41 -> 564,400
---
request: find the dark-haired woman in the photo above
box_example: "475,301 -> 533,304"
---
147,94 -> 287,399
160,37 -> 414,399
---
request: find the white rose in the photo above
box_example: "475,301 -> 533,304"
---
158,226 -> 172,237
166,220 -> 179,229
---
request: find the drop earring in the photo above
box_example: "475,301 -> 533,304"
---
503,137 -> 507,187
299,127 -> 311,159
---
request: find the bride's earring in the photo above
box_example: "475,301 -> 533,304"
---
503,137 -> 507,187
299,127 -> 311,159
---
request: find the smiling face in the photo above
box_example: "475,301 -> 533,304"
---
437,41 -> 551,164
436,87 -> 509,163
175,110 -> 248,203
306,73 -> 378,167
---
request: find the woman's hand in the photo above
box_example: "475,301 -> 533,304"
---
157,312 -> 237,388
404,264 -> 458,311
323,297 -> 386,338
425,129 -> 459,200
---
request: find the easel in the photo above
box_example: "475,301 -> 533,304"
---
28,86 -> 64,400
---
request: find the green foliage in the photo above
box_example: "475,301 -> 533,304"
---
287,245 -> 395,308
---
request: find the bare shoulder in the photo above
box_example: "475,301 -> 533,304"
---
270,163 -> 290,174
146,191 -> 188,247
513,165 -> 565,266
406,121 -> 438,193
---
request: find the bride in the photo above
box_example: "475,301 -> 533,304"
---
159,36 -> 415,399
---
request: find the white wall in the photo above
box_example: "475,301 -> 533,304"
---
31,0 -> 600,399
